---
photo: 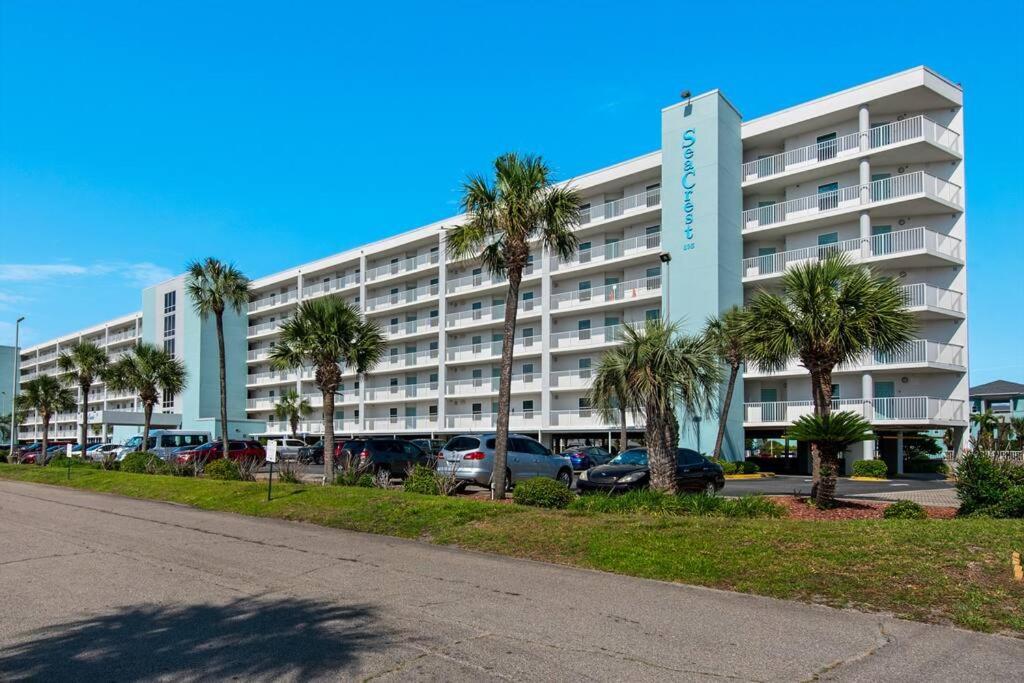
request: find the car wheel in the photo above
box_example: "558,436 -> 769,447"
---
704,480 -> 717,496
556,469 -> 573,488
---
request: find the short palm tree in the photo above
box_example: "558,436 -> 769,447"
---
785,412 -> 874,508
270,297 -> 385,482
588,359 -> 630,455
745,254 -> 915,497
17,376 -> 76,465
446,153 -> 581,498
591,319 -> 721,493
57,341 -> 110,455
1010,416 -> 1024,449
703,306 -> 750,461
274,389 -> 312,438
105,343 -> 187,452
970,409 -> 1002,449
186,258 -> 250,459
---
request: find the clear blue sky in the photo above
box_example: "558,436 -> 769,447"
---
1,0 -> 1021,384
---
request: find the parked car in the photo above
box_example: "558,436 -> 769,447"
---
173,440 -> 265,466
336,439 -> 431,484
410,438 -> 446,456
436,434 -> 574,490
264,438 -> 307,460
559,445 -> 613,471
577,447 -> 724,494
23,443 -> 70,465
84,443 -> 121,461
297,440 -> 325,465
116,430 -> 211,460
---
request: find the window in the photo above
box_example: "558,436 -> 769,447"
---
578,397 -> 592,417
645,266 -> 661,279
577,319 -> 591,341
522,400 -> 534,417
817,182 -> 839,211
579,241 -> 592,263
428,405 -> 438,418
447,436 -> 480,451
163,291 -> 176,313
871,173 -> 893,202
522,362 -> 534,379
161,389 -> 174,409
163,339 -> 175,356
831,384 -> 840,399
578,280 -> 592,302
522,327 -> 534,345
646,183 -> 660,207
163,314 -> 175,338
816,132 -> 838,161
472,403 -> 482,416
645,309 -> 661,321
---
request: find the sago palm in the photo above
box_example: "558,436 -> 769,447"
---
446,153 -> 581,498
17,376 -> 76,465
703,306 -> 750,461
186,257 -> 250,458
785,412 -> 874,508
58,341 -> 109,455
274,389 -> 312,439
591,319 -> 721,493
105,343 -> 187,452
270,297 -> 385,482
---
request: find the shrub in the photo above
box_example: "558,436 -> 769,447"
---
47,456 -> 97,469
403,465 -> 440,495
570,489 -> 685,515
852,460 -> 889,478
956,451 -> 1011,515
883,500 -> 927,520
120,451 -> 169,474
204,458 -> 242,481
739,460 -> 760,474
996,485 -> 1024,519
512,477 -> 575,509
336,470 -> 374,487
677,493 -> 727,516
904,457 -> 949,475
721,495 -> 785,518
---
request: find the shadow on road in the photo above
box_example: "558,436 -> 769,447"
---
0,597 -> 387,681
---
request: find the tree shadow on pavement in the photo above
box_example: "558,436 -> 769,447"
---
0,597 -> 387,681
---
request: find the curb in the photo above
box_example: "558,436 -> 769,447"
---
850,476 -> 888,482
725,473 -> 776,480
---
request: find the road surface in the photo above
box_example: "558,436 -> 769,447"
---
0,480 -> 1019,681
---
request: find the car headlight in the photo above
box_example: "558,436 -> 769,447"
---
618,471 -> 646,483
578,469 -> 589,481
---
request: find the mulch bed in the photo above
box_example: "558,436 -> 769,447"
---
774,496 -> 957,520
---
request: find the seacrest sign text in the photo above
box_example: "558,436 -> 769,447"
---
681,128 -> 697,252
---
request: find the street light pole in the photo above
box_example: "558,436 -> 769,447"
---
659,252 -> 672,320
10,316 -> 24,455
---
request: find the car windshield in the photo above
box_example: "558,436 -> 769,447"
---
609,449 -> 648,466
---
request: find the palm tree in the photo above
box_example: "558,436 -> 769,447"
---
745,254 -> 915,495
1010,416 -> 1024,450
588,360 -> 630,455
57,341 -> 110,456
186,258 -> 250,459
105,343 -> 187,452
270,297 -> 385,482
785,412 -> 874,508
274,389 -> 312,438
970,409 -> 1001,449
17,376 -> 76,465
446,153 -> 581,498
703,306 -> 750,461
590,319 -> 721,493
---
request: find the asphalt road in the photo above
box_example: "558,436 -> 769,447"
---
722,474 -> 955,498
1,480 -> 1019,681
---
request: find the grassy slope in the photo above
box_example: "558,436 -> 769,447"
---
2,464 -> 1022,635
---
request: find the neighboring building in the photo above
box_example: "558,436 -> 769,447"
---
17,66 -> 971,469
1,344 -> 17,438
970,380 -> 1024,440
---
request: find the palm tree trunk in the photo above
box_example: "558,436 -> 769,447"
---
618,403 -> 628,454
816,449 -> 839,508
712,363 -> 739,460
80,384 -> 90,457
808,368 -> 836,499
216,311 -> 229,460
141,401 -> 153,454
492,267 -> 523,500
647,402 -> 678,494
40,413 -> 50,466
290,414 -> 298,440
322,389 -> 335,484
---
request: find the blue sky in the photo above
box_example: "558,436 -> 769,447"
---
1,0 -> 1021,384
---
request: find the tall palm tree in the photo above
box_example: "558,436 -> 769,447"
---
745,254 -> 915,497
57,341 -> 110,455
703,306 -> 750,461
17,376 -> 76,465
590,319 -> 721,493
270,297 -> 385,482
785,412 -> 874,508
1010,416 -> 1024,450
588,357 -> 630,455
274,389 -> 312,438
186,258 -> 250,459
105,343 -> 187,452
446,153 -> 581,498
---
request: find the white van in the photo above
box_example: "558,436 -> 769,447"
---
116,430 -> 211,460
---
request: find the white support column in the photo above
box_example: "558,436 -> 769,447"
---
856,372 -> 876,473
859,157 -> 872,206
357,253 -> 367,434
896,431 -> 905,475
436,231 -> 448,434
540,243 -> 553,431
858,104 -> 870,152
860,211 -> 872,259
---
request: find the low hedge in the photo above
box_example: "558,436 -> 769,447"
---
120,452 -> 169,474
336,470 -> 374,487
204,458 -> 242,481
852,460 -> 888,478
569,489 -> 785,518
711,458 -> 760,475
512,477 -> 575,509
403,465 -> 441,495
47,456 -> 98,469
883,500 -> 927,520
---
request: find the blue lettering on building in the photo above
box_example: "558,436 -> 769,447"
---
681,128 -> 696,252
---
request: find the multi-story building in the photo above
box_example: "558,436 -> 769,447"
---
970,380 -> 1024,441
15,66 -> 970,471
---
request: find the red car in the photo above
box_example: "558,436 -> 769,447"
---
174,440 -> 265,466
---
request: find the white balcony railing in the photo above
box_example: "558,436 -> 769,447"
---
550,324 -> 624,350
246,397 -> 277,410
106,329 -> 140,345
742,227 -> 962,279
365,382 -> 439,401
902,283 -> 964,314
742,116 -> 960,182
248,319 -> 287,336
445,298 -> 540,328
444,411 -> 541,430
549,409 -> 642,429
550,275 -> 661,311
247,348 -> 273,362
551,232 -> 662,272
446,335 -> 542,362
302,389 -> 359,407
444,373 -> 541,396
365,251 -> 441,283
301,272 -> 361,299
248,290 -> 298,313
743,396 -> 965,425
247,369 -> 298,386
742,172 -> 961,231
293,419 -> 361,434
365,415 -> 438,431
580,187 -> 661,225
746,339 -> 965,377
549,368 -> 594,390
365,283 -> 440,312
381,347 -> 440,369
446,263 -> 538,294
384,316 -> 440,338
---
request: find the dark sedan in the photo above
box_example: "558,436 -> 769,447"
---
560,446 -> 612,471
576,447 -> 724,494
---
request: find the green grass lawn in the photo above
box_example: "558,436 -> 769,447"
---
2,463 -> 1022,635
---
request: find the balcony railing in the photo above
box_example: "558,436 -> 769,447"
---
365,415 -> 438,431
246,397 -> 277,410
248,290 -> 298,313
444,373 -> 540,396
743,396 -> 965,424
742,227 -> 962,279
742,116 -> 960,182
550,275 -> 661,311
106,329 -> 140,345
383,316 -> 440,338
742,172 -> 961,231
746,339 -> 965,377
550,324 -> 624,350
302,272 -> 360,299
446,263 -> 538,294
365,283 -> 440,312
580,187 -> 661,225
446,335 -> 542,362
549,368 -> 594,390
902,283 -> 964,314
549,409 -> 642,429
381,347 -> 440,369
444,411 -> 541,430
365,382 -> 439,401
302,389 -> 359,406
365,251 -> 441,283
445,298 -> 539,328
247,369 -> 298,386
247,348 -> 272,362
551,232 -> 662,272
248,319 -> 287,336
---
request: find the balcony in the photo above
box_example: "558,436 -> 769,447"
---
383,316 -> 440,339
445,298 -> 540,329
247,348 -> 272,362
365,283 -> 440,313
550,324 -> 623,351
903,283 -> 964,317
549,409 -> 642,429
365,416 -> 439,432
446,262 -> 539,295
246,369 -> 298,386
365,251 -> 440,283
550,275 -> 661,312
742,116 -> 961,186
743,396 -> 965,426
446,335 -> 542,363
303,389 -> 359,407
106,329 -> 140,345
246,397 -> 277,411
365,382 -> 439,402
444,411 -> 541,431
379,347 -> 440,370
580,187 -> 660,227
551,232 -> 662,273
302,272 -> 360,299
742,172 -> 962,234
745,339 -> 965,378
248,319 -> 287,337
248,290 -> 298,314
294,419 -> 361,434
445,373 -> 541,397
742,226 -> 962,281
549,368 -> 594,390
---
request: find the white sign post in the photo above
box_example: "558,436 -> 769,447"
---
265,440 -> 277,501
66,442 -> 73,479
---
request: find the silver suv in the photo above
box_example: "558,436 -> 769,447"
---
437,433 -> 574,489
